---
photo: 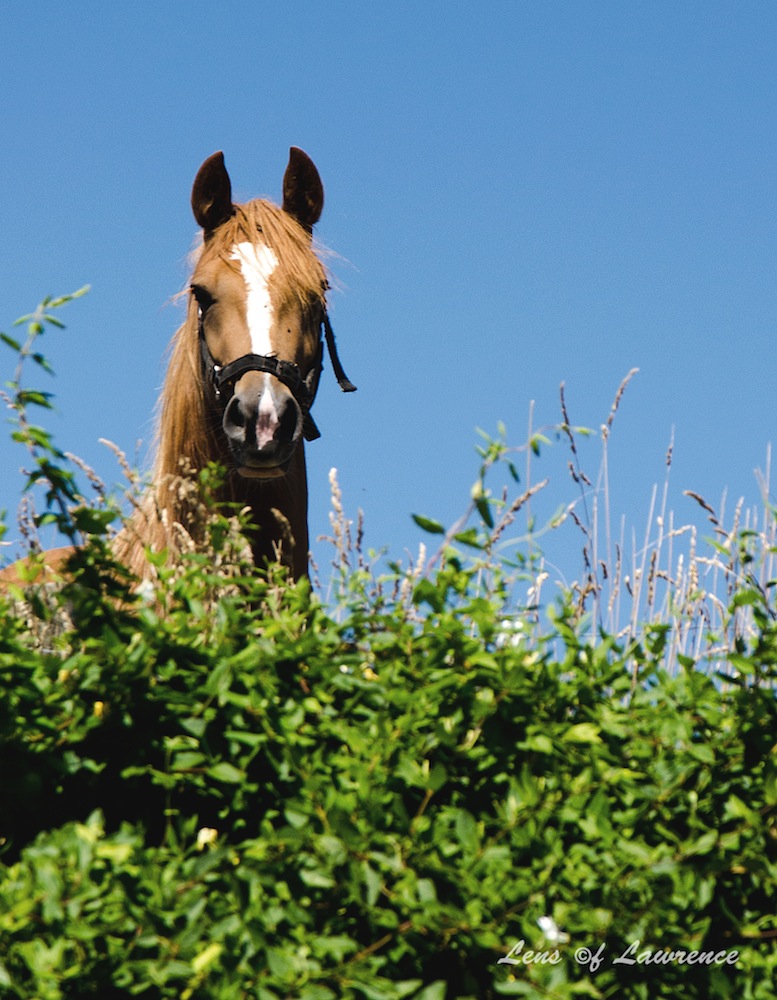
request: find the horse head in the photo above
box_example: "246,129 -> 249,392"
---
190,148 -> 327,479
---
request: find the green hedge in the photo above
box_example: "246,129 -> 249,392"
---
1,548 -> 776,999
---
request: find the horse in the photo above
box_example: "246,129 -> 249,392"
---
2,148 -> 355,586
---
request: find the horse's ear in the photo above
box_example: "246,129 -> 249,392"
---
282,146 -> 324,233
191,151 -> 234,231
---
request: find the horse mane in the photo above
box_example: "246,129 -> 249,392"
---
114,198 -> 328,578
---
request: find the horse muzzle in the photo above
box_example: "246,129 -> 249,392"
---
223,380 -> 303,477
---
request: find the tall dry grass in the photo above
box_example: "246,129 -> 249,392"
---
317,369 -> 776,680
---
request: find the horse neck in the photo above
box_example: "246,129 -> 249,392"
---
224,443 -> 309,579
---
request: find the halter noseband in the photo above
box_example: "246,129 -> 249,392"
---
198,309 -> 356,442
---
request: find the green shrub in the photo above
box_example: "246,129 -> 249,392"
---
0,296 -> 775,999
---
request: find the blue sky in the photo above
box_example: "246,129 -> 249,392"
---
2,3 -> 776,589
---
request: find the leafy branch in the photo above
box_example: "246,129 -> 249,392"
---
2,287 -> 90,546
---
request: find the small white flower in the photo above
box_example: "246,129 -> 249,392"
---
495,618 -> 525,648
135,579 -> 156,603
339,664 -> 351,674
537,915 -> 569,945
196,827 -> 218,850
526,572 -> 549,603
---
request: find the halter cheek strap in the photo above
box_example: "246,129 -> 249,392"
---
322,313 -> 356,393
198,312 -> 355,442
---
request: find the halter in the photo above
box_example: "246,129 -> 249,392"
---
198,308 -> 356,442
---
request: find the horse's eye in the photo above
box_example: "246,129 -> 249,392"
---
191,285 -> 215,311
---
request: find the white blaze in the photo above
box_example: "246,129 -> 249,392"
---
230,241 -> 279,355
231,241 -> 281,449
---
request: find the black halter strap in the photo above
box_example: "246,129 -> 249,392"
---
322,313 -> 357,393
198,311 -> 355,442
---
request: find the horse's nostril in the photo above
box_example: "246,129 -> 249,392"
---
279,397 -> 299,439
223,394 -> 248,437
